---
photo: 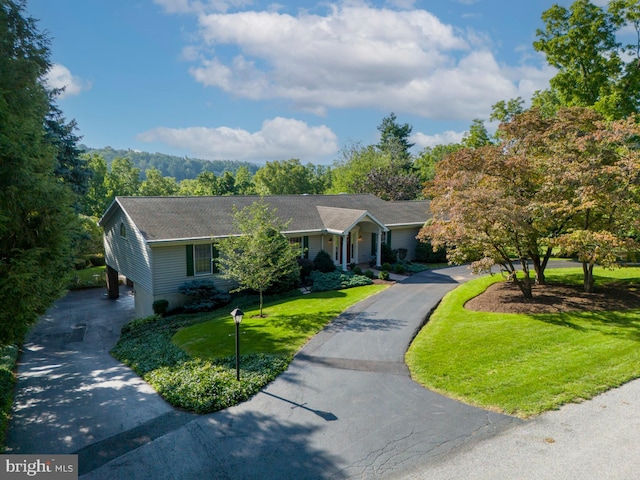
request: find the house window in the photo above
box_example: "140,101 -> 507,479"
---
194,244 -> 212,275
288,236 -> 309,258
289,237 -> 302,257
380,232 -> 386,243
119,222 -> 127,238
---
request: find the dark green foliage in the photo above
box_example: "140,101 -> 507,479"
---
0,0 -> 81,344
264,268 -> 299,294
88,254 -> 105,267
178,279 -> 231,313
382,262 -> 393,271
0,344 -> 18,446
352,266 -> 362,275
381,243 -> 397,264
378,271 -> 391,281
394,264 -> 405,274
313,250 -> 336,273
145,354 -> 290,413
297,257 -> 315,280
112,313 -> 289,414
83,146 -> 260,182
415,240 -> 447,263
364,269 -> 375,279
152,299 -> 169,316
309,270 -> 373,292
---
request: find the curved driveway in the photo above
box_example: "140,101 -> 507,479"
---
9,266 -> 520,478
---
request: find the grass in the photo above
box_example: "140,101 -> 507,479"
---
112,285 -> 388,413
173,286 -> 385,358
69,266 -> 106,289
406,267 -> 640,418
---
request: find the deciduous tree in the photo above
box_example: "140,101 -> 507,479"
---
216,200 -> 300,316
139,168 -> 178,196
420,107 -> 640,297
534,0 -> 640,119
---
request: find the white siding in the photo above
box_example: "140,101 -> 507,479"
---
152,245 -> 193,295
306,235 -> 326,261
152,244 -> 237,295
389,227 -> 421,260
103,209 -> 153,293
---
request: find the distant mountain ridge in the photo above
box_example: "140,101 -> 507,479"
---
82,146 -> 261,182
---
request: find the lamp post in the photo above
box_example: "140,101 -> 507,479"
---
231,307 -> 244,381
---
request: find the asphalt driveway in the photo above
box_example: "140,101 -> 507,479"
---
11,264 -> 639,479
7,266 -> 522,478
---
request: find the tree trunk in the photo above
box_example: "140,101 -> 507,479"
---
514,275 -> 533,299
583,262 -> 595,293
532,260 -> 546,286
259,290 -> 264,317
514,261 -> 533,299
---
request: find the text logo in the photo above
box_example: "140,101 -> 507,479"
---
1,455 -> 77,479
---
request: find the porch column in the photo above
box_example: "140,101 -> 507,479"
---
376,229 -> 383,267
341,235 -> 348,271
106,265 -> 120,299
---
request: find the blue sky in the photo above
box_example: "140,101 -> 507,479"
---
28,0 -> 595,165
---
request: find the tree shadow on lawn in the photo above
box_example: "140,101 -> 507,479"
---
532,309 -> 640,342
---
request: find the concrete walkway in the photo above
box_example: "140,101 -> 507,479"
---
7,266 -> 640,478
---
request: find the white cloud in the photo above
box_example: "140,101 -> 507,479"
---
413,130 -> 464,149
44,64 -> 91,99
137,117 -> 338,162
182,3 -> 551,121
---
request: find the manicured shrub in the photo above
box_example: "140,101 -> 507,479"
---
178,279 -> 231,313
313,250 -> 336,273
265,267 -> 300,294
382,262 -> 393,271
89,254 -> 106,267
153,299 -> 169,316
381,243 -> 397,264
352,266 -> 362,275
364,269 -> 375,279
394,264 -> 405,274
74,258 -> 88,270
309,270 -> 372,292
415,240 -> 447,263
378,270 -> 390,281
298,257 -> 315,280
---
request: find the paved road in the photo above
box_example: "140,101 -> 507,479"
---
7,265 -> 639,479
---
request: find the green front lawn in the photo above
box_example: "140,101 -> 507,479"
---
112,285 -> 387,413
406,267 -> 640,418
69,266 -> 106,289
173,286 -> 386,358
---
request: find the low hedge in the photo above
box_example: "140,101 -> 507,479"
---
309,270 -> 373,292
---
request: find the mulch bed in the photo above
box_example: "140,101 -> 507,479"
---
465,281 -> 640,314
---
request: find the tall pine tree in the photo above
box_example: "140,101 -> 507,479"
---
0,0 -> 79,344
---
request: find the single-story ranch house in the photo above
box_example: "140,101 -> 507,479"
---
99,194 -> 431,318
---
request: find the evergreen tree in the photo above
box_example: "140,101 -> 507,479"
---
0,0 -> 79,344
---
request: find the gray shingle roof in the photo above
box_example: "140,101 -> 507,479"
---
102,194 -> 430,243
